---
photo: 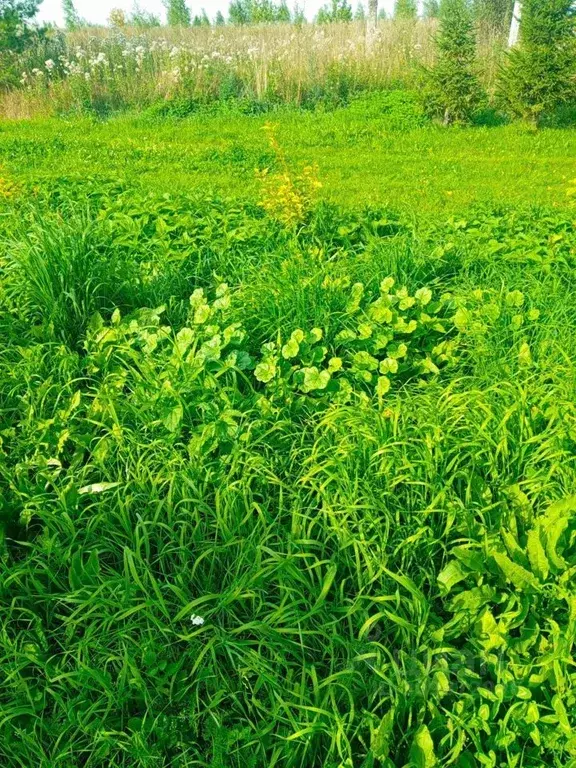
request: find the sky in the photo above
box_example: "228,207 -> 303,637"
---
37,0 -> 398,26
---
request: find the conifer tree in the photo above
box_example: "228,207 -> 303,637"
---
498,0 -> 576,123
424,0 -> 485,123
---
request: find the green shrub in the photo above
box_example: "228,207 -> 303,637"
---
498,0 -> 576,124
423,0 -> 485,124
347,89 -> 428,129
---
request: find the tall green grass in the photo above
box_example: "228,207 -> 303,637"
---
1,158 -> 575,767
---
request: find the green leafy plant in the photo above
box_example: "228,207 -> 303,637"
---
85,284 -> 253,446
254,278 -> 459,410
2,105 -> 576,768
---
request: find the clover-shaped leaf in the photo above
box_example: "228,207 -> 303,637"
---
300,367 -> 331,393
379,358 -> 398,375
415,287 -> 432,306
376,375 -> 391,398
255,359 -> 277,383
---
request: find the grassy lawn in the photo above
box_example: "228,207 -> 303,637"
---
1,103 -> 576,767
1,107 -> 576,211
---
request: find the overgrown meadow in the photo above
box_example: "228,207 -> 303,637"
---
1,94 -> 576,766
1,20 -> 504,118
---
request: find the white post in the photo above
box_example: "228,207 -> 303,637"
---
508,1 -> 522,48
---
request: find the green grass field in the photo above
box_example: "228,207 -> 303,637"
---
2,96 -> 576,210
1,101 -> 576,767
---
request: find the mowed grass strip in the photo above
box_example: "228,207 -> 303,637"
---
1,103 -> 576,211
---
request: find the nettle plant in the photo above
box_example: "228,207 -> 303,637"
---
436,493 -> 576,762
453,288 -> 541,368
254,278 -> 459,409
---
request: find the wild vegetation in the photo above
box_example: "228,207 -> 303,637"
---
1,19 -> 503,117
2,95 -> 576,766
1,1 -> 576,766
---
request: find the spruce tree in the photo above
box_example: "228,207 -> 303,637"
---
424,0 -> 484,123
215,9 -> 225,24
498,0 -> 576,123
394,0 -> 417,19
164,0 -> 191,26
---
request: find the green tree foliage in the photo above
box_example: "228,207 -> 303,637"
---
276,0 -> 291,21
193,8 -> 210,25
354,2 -> 366,20
251,0 -> 278,23
215,9 -> 225,23
130,2 -> 161,26
424,0 -> 485,123
394,0 -> 417,19
316,0 -> 353,23
62,0 -> 82,29
293,2 -> 305,23
473,0 -> 513,30
0,0 -> 42,51
498,0 -> 576,123
228,0 -> 250,23
423,0 -> 440,18
164,0 -> 191,26
228,0 -> 293,24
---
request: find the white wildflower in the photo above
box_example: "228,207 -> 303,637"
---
190,614 -> 205,626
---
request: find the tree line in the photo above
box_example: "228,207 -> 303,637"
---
57,0 -> 517,30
